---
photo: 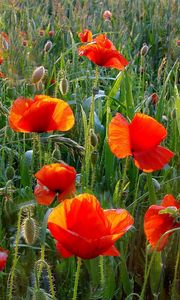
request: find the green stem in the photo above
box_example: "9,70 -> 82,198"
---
99,256 -> 105,288
171,236 -> 180,300
118,157 -> 129,207
147,173 -> 156,205
8,208 -> 22,300
72,257 -> 82,300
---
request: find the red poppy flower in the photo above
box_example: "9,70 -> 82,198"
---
78,34 -> 128,70
48,193 -> 134,259
144,194 -> 180,251
0,248 -> 8,271
108,113 -> 174,172
78,29 -> 93,43
34,163 -> 76,205
9,95 -> 75,133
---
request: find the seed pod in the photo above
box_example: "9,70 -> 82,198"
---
52,144 -> 61,161
32,66 -> 45,84
91,150 -> 99,165
140,43 -> 149,56
90,129 -> 98,147
59,77 -> 69,95
44,40 -> 52,52
5,166 -> 15,180
22,217 -> 38,245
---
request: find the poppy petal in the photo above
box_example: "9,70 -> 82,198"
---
144,205 -> 175,251
78,29 -> 93,43
133,146 -> 174,172
161,194 -> 180,208
0,248 -> 8,271
94,34 -> 116,50
56,242 -> 73,258
8,97 -> 32,132
101,245 -> 120,256
130,113 -> 167,152
108,113 -> 132,158
34,181 -> 55,205
51,98 -> 75,131
104,209 -> 134,236
35,163 -> 76,195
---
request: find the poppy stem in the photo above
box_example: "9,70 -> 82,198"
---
171,237 -> 180,299
99,256 -> 105,289
72,257 -> 82,300
118,157 -> 129,207
146,173 -> 157,204
7,208 -> 22,300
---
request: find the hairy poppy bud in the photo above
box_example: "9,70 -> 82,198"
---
5,166 -> 15,180
103,10 -> 112,20
22,217 -> 38,245
90,129 -> 98,147
59,77 -> 69,95
140,43 -> 149,56
91,150 -> 99,165
44,40 -> 52,52
32,66 -> 45,84
52,144 -> 61,161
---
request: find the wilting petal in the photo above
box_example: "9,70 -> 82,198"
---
108,113 -> 132,158
133,146 -> 174,172
0,248 -> 8,271
161,194 -> 180,208
144,205 -> 175,251
104,209 -> 134,235
78,29 -> 93,43
34,181 -> 55,205
130,113 -> 167,152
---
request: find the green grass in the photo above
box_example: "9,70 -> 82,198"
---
0,0 -> 180,299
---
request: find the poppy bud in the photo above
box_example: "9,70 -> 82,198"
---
176,40 -> 180,47
140,43 -> 149,56
91,150 -> 99,165
59,77 -> 69,95
48,30 -> 54,37
22,217 -> 38,245
5,166 -> 15,180
90,128 -> 98,147
151,93 -> 158,105
44,40 -> 52,52
32,66 -> 45,84
103,10 -> 112,20
52,144 -> 61,161
22,40 -> 28,47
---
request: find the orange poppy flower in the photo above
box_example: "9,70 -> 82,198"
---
0,248 -> 8,271
144,194 -> 180,251
78,29 -> 93,43
78,34 -> 128,70
9,95 -> 75,133
48,193 -> 134,259
108,113 -> 174,172
34,163 -> 76,205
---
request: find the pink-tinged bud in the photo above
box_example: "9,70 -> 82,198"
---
32,66 -> 45,84
44,40 -> 52,52
103,10 -> 112,20
140,43 -> 149,56
48,30 -> 55,37
176,40 -> 180,46
0,248 -> 8,271
151,93 -> 159,105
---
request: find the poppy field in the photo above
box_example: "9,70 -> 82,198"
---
0,0 -> 180,299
